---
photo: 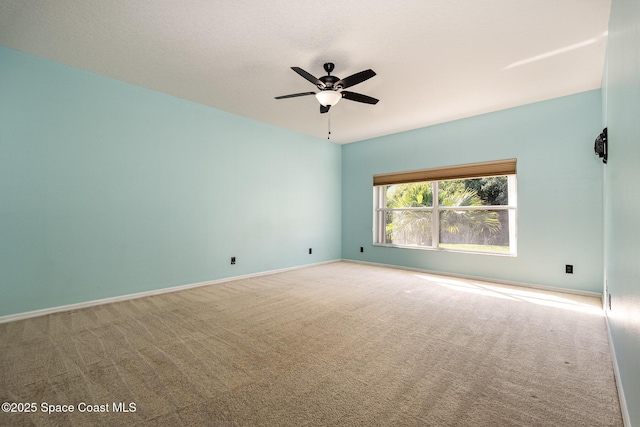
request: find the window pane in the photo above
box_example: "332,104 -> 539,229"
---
439,209 -> 510,252
386,182 -> 432,208
439,176 -> 509,206
374,171 -> 515,255
385,210 -> 433,246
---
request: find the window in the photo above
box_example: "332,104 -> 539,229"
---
374,159 -> 517,255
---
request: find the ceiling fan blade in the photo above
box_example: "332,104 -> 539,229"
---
291,67 -> 325,88
335,69 -> 376,89
341,91 -> 379,105
320,105 -> 331,114
275,92 -> 316,100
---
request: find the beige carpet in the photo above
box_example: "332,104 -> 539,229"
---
0,261 -> 622,426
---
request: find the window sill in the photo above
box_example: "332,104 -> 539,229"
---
373,243 -> 517,257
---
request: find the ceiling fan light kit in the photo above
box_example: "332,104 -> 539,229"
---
315,90 -> 342,107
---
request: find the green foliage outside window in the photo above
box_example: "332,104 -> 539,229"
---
384,177 -> 509,250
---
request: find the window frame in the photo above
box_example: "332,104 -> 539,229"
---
373,168 -> 517,256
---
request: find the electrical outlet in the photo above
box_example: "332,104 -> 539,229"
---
360,246 -> 364,253
231,256 -> 236,265
565,264 -> 573,274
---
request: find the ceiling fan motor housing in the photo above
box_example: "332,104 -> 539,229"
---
319,75 -> 340,89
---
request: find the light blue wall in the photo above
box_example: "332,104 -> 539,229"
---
603,0 -> 640,423
342,90 -> 604,293
0,47 -> 341,317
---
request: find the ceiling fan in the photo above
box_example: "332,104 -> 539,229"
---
275,62 -> 379,114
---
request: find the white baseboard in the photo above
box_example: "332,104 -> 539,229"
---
342,259 -> 603,299
605,314 -> 631,427
0,260 -> 340,324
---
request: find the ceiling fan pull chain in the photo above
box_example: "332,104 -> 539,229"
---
327,113 -> 331,140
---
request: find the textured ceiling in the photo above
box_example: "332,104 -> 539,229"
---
0,0 -> 611,144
